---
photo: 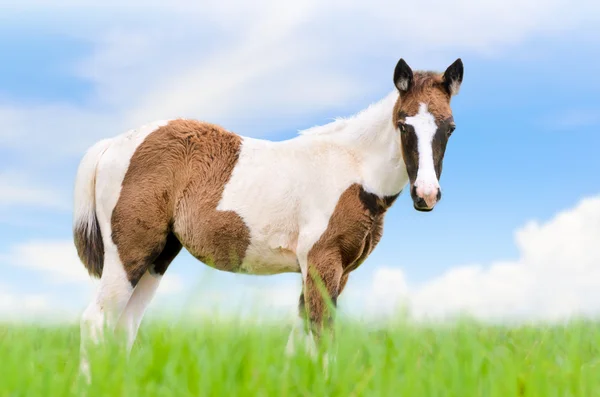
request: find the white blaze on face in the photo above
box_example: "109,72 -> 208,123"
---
405,103 -> 440,207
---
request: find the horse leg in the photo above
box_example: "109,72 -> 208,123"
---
290,249 -> 342,378
80,195 -> 175,382
303,249 -> 343,341
79,245 -> 135,382
285,285 -> 316,357
286,271 -> 349,356
115,272 -> 159,351
115,233 -> 182,352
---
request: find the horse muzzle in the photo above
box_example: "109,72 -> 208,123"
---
411,184 -> 442,212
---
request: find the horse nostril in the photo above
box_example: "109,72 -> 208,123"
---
411,185 -> 418,198
436,190 -> 442,201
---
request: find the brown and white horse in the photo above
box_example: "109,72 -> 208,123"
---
74,57 -> 463,376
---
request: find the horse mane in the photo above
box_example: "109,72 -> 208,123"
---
298,91 -> 398,137
298,71 -> 442,137
297,117 -> 349,136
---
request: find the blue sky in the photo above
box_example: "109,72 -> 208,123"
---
1,0 -> 599,322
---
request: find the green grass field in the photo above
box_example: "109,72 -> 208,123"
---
1,318 -> 599,396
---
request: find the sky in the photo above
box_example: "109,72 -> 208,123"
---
0,0 -> 599,324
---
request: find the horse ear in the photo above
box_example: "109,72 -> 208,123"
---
394,58 -> 413,93
443,58 -> 464,96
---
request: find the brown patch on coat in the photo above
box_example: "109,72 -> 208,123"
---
392,71 -> 453,125
111,119 -> 250,286
303,184 -> 398,334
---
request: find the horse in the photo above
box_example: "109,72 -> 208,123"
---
73,57 -> 464,377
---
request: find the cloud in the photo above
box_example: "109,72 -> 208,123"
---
0,1 -> 365,159
0,283 -> 57,322
2,239 -> 185,295
0,102 -> 124,157
349,194 -> 600,323
2,239 -> 91,283
0,171 -> 68,210
0,238 -> 184,321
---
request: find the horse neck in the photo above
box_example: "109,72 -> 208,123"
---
303,91 -> 408,197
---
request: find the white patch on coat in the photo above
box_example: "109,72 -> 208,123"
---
217,91 -> 409,276
405,103 -> 440,198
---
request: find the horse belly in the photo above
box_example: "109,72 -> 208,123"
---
239,231 -> 300,274
240,247 -> 300,275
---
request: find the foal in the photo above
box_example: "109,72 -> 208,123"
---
74,57 -> 463,373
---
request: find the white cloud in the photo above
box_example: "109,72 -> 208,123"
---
350,194 -> 600,323
0,238 -> 184,321
0,283 -> 57,322
0,1 -> 365,158
0,102 -> 124,156
2,239 -> 186,295
0,171 -> 68,210
2,240 -> 91,283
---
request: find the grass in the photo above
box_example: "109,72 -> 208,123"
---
1,317 -> 599,396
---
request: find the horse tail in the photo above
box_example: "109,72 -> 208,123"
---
73,138 -> 112,278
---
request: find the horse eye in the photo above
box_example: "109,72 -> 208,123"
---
398,122 -> 407,133
448,125 -> 456,136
